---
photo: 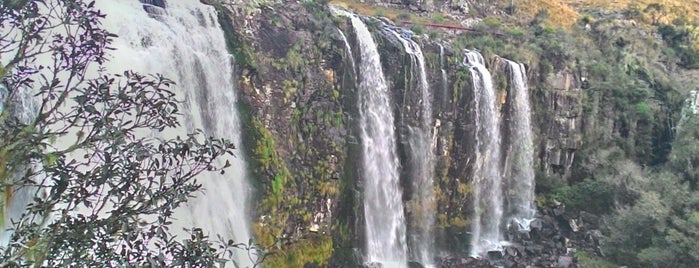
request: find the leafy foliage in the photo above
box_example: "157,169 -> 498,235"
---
605,171 -> 699,267
0,0 -> 256,266
549,180 -> 615,214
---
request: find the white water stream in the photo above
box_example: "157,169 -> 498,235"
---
333,9 -> 408,267
98,1 -> 254,265
353,18 -> 408,268
464,50 -> 504,256
385,27 -> 436,267
503,59 -> 536,231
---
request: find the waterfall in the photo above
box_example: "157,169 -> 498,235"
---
97,1 -> 254,265
385,28 -> 435,267
337,29 -> 357,78
352,17 -> 407,268
503,60 -> 536,231
0,87 -> 44,246
464,50 -> 504,256
0,85 -> 6,114
333,9 -> 408,267
439,44 -> 449,109
678,90 -> 699,130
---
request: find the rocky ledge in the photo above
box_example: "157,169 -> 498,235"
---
436,202 -> 605,268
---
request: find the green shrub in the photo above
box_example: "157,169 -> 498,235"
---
549,180 -> 615,214
657,23 -> 699,69
432,14 -> 445,24
411,24 -> 424,35
535,174 -> 567,194
637,247 -> 676,266
576,251 -> 617,268
483,17 -> 501,28
397,13 -> 411,21
427,30 -> 439,39
263,234 -> 333,267
634,101 -> 651,116
580,15 -> 593,25
505,27 -> 525,37
679,47 -> 699,69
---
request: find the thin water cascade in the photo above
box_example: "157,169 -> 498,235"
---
503,59 -> 536,231
678,90 -> 699,130
385,28 -> 436,267
98,1 -> 254,265
333,9 -> 408,267
0,85 -> 6,114
464,50 -> 504,257
439,44 -> 449,109
337,29 -> 357,78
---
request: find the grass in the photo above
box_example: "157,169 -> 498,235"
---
573,0 -> 699,20
328,0 -> 458,27
330,0 -> 414,21
576,251 -> 617,268
515,0 -> 580,28
516,0 -> 699,28
329,0 -> 699,32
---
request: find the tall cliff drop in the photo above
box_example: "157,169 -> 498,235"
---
97,0 -> 255,265
383,26 -> 437,268
334,8 -> 409,267
502,59 -> 537,231
464,49 -> 505,257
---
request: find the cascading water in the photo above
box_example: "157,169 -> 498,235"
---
97,1 -> 254,265
464,50 -> 504,256
0,85 -> 6,114
333,9 -> 408,267
0,87 -> 45,246
503,59 -> 536,231
337,29 -> 357,78
385,28 -> 435,267
678,90 -> 699,129
439,44 -> 449,109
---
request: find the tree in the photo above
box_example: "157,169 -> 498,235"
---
606,171 -> 699,267
1,0 -> 256,266
670,107 -> 699,189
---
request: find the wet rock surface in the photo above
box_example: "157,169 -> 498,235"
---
433,203 -> 607,268
437,256 -> 491,268
498,205 -> 604,267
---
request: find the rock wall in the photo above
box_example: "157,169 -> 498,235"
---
218,3 -> 560,263
218,2 -> 351,265
535,70 -> 584,178
214,1 -> 696,266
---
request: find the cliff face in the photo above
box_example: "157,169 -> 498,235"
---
218,2 -> 352,266
535,70 -> 582,178
214,0 -> 699,266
